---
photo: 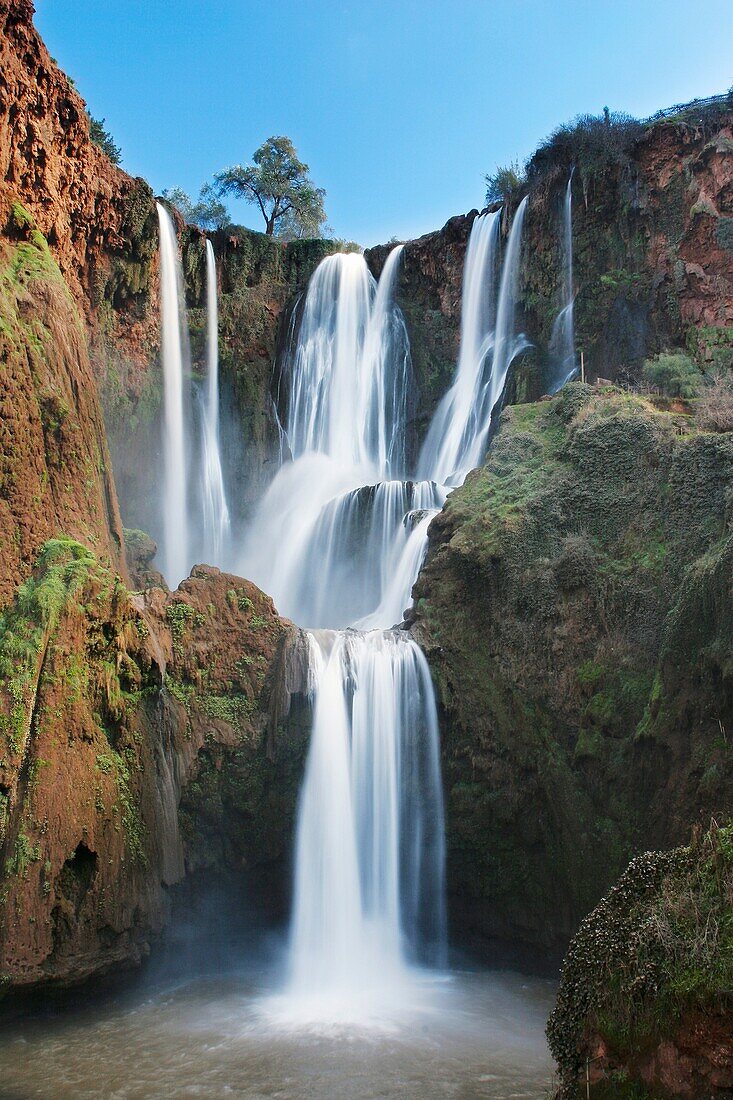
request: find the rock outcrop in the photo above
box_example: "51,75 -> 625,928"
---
0,541 -> 309,990
548,822 -> 733,1098
411,384 -> 733,962
366,100 -> 733,425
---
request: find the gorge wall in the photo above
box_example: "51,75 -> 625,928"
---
1,0 -> 733,1022
410,382 -> 733,963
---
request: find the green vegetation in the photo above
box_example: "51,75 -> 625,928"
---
484,161 -> 526,205
414,383 -> 733,964
547,822 -> 733,1095
165,600 -> 204,658
87,113 -> 121,164
162,185 -> 229,231
525,109 -> 644,190
95,750 -> 147,865
0,539 -> 97,752
642,351 -> 702,398
215,136 -> 327,238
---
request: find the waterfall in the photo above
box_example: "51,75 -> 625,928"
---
247,209 -> 530,1016
418,210 -> 501,486
240,247 -> 420,627
549,174 -> 577,391
283,249 -> 410,479
418,198 -> 528,485
156,202 -> 190,588
289,630 -> 445,1007
201,240 -> 230,564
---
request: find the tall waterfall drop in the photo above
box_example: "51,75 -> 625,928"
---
256,204 -> 528,1018
419,197 -> 529,485
549,174 -> 577,390
156,202 -> 190,588
201,240 -> 230,564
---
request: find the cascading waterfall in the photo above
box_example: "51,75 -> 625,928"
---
156,202 -> 190,588
284,247 -> 410,478
241,247 -> 422,627
289,630 -> 445,1010
201,240 -> 230,564
549,174 -> 577,391
418,198 -> 529,485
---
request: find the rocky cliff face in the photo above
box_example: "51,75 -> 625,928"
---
548,822 -> 733,1098
0,538 -> 309,991
367,102 -> 733,420
0,3 -> 315,993
411,384 -> 733,962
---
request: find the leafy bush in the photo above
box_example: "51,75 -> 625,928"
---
526,109 -> 643,186
87,113 -> 121,165
696,371 -> 733,433
162,185 -> 230,231
485,161 -> 526,205
641,352 -> 702,398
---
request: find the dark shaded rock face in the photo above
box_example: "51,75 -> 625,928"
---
411,384 -> 733,963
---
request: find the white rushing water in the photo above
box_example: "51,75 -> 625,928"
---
549,174 -> 577,391
419,198 -> 529,485
254,211 -> 528,1019
153,209 -> 530,1022
156,202 -> 190,588
288,630 -> 446,1014
201,240 -> 230,564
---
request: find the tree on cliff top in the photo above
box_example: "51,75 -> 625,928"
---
215,136 -> 327,238
162,185 -> 230,231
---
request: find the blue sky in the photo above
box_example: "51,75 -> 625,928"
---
35,0 -> 733,247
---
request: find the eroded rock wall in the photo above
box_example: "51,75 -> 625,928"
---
411,384 -> 733,962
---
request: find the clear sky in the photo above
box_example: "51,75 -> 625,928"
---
34,0 -> 733,247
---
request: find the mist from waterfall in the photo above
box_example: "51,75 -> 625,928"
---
549,174 -> 578,391
156,202 -> 190,588
201,240 -> 230,564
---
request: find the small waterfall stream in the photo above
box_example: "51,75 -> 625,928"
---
549,174 -> 577,390
156,202 -> 190,587
201,240 -> 230,564
156,218 -> 231,585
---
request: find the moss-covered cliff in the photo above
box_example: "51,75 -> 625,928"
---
548,821 -> 733,1098
411,383 -> 733,961
0,539 -> 309,992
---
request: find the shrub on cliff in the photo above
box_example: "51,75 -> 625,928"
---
697,371 -> 733,433
642,352 -> 702,398
162,185 -> 230,231
526,109 -> 643,191
547,821 -> 733,1096
485,161 -> 526,205
87,113 -> 121,165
